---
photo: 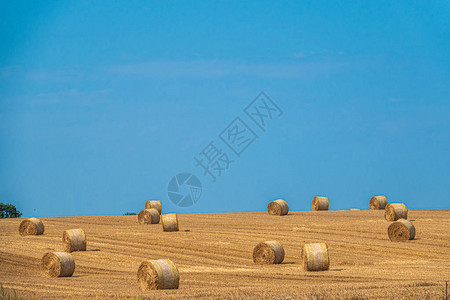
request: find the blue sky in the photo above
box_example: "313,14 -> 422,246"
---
1,1 -> 449,217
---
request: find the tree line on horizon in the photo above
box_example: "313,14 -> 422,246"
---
0,203 -> 22,218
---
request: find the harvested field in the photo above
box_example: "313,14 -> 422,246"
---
0,209 -> 449,299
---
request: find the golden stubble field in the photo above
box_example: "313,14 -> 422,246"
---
0,209 -> 449,299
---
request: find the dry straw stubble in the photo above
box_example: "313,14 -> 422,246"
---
18,217 -> 44,236
161,213 -> 179,232
267,199 -> 289,215
41,252 -> 75,277
253,241 -> 285,264
312,196 -> 329,211
369,195 -> 388,210
302,243 -> 329,271
385,203 -> 407,221
388,219 -> 415,242
145,200 -> 162,214
138,208 -> 160,224
137,259 -> 179,290
63,228 -> 86,252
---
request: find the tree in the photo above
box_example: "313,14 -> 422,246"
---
0,203 -> 23,218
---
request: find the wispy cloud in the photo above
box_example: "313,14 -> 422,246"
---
1,54 -> 365,87
0,65 -> 98,84
389,97 -> 403,103
291,49 -> 345,59
107,60 -> 234,78
34,88 -> 113,106
106,58 -> 354,79
0,65 -> 22,78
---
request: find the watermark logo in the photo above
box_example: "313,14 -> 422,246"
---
167,173 -> 202,207
244,92 -> 283,131
219,117 -> 258,157
167,92 -> 282,207
194,141 -> 235,183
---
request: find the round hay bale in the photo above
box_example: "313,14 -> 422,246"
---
388,219 -> 415,242
145,200 -> 162,214
267,199 -> 289,215
19,217 -> 44,236
253,241 -> 285,264
385,203 -> 407,221
138,208 -> 160,225
369,195 -> 388,210
137,259 -> 179,290
41,252 -> 75,277
312,196 -> 329,211
62,228 -> 86,252
302,243 -> 329,271
161,213 -> 179,232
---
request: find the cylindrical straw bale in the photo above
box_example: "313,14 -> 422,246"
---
41,252 -> 75,277
267,199 -> 289,215
161,213 -> 179,232
145,200 -> 162,214
369,195 -> 388,210
385,203 -> 407,221
62,228 -> 86,252
302,243 -> 329,271
138,208 -> 160,224
19,217 -> 44,236
388,219 -> 415,242
253,241 -> 285,264
312,196 -> 329,211
137,259 -> 179,290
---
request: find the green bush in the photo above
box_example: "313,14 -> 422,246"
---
0,203 -> 22,218
123,212 -> 137,215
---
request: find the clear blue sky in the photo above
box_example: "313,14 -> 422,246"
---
1,1 -> 449,217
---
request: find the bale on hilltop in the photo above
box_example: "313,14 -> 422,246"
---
63,228 -> 86,252
145,200 -> 162,214
19,217 -> 44,236
161,213 -> 179,232
312,196 -> 329,211
302,243 -> 329,271
385,203 -> 407,221
369,195 -> 388,210
137,259 -> 179,290
388,219 -> 415,242
138,208 -> 160,225
41,252 -> 75,277
253,241 -> 285,264
267,199 -> 289,215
